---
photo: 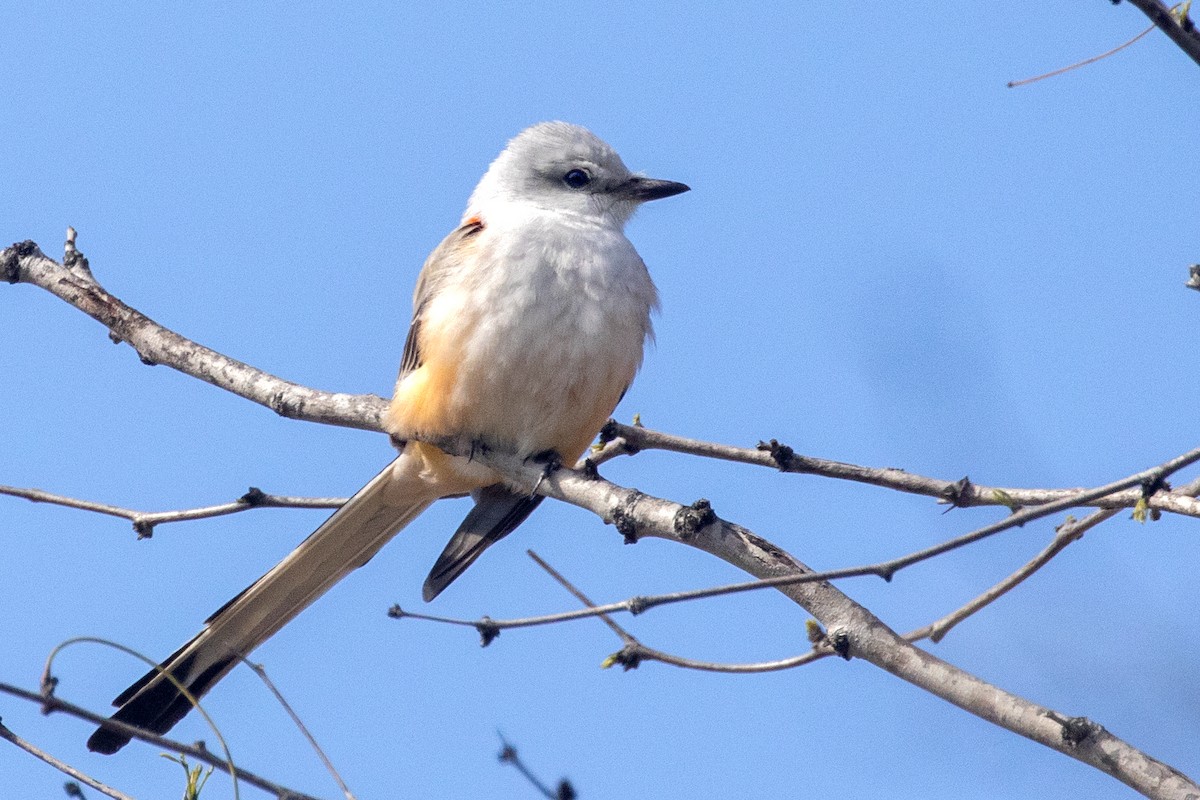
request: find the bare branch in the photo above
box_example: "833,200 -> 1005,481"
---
1123,0 -> 1200,67
914,508 -> 1121,643
605,423 -> 1200,519
0,484 -> 346,537
912,473 -> 1200,643
0,720 -> 135,800
528,550 -> 830,674
2,238 -> 387,431
7,236 -> 1197,525
497,734 -> 575,800
0,681 -> 327,800
239,658 -> 356,800
446,444 -> 1200,798
397,442 -> 1194,669
1008,20 -> 1157,87
526,550 -> 636,646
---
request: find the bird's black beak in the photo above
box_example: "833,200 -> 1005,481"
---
615,176 -> 691,202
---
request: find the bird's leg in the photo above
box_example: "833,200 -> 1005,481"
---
526,449 -> 563,497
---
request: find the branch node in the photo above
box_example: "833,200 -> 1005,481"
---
673,498 -> 715,540
1186,264 -> 1200,291
1058,715 -> 1103,747
1,242 -> 37,283
941,476 -> 974,508
132,519 -> 155,539
604,644 -> 642,671
627,596 -> 649,616
611,490 -> 644,544
63,227 -> 94,283
386,605 -> 404,619
38,675 -> 59,716
476,617 -> 500,647
239,487 -> 268,506
580,458 -> 600,481
805,619 -> 827,646
756,438 -> 795,471
829,628 -> 852,660
598,419 -> 620,446
1141,475 -> 1169,498
268,390 -> 305,419
598,419 -> 640,453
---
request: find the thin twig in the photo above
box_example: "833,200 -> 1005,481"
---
0,721 -> 136,800
0,484 -> 345,537
868,445 -> 1199,577
396,441 -> 1200,634
240,659 -> 356,800
911,473 -> 1200,644
41,637 -> 239,800
1124,0 -> 1200,67
528,550 -> 830,674
526,550 -> 635,645
911,509 -> 1121,644
0,682 -> 324,800
1007,21 -> 1157,87
604,423 -> 1200,520
497,734 -> 574,800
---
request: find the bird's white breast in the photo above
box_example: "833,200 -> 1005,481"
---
414,207 -> 656,460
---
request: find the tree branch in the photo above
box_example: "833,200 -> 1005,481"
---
3,239 -> 386,431
0,483 -> 345,538
527,550 -> 830,674
0,720 -> 135,800
1123,0 -> 1200,67
8,237 -> 1196,523
604,423 -> 1200,519
0,681 -> 327,800
400,438 -> 1198,632
426,442 -> 1200,798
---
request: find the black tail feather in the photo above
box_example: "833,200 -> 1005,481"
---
423,484 -> 543,601
86,648 -> 235,754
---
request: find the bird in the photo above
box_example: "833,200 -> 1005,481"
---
87,121 -> 689,754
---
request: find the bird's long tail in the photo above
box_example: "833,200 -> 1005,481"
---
87,457 -> 435,754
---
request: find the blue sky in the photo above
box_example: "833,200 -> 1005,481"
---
3,3 -> 1199,798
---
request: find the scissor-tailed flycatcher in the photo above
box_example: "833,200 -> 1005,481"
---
87,121 -> 688,754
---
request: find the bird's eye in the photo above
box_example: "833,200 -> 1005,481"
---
562,169 -> 591,189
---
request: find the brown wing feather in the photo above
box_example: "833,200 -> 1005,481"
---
395,216 -> 485,384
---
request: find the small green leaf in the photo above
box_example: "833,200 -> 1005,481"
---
1132,496 -> 1149,524
991,489 -> 1020,513
161,753 -> 213,800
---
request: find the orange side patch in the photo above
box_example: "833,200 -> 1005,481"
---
387,360 -> 461,438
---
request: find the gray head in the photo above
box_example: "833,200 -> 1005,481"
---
466,121 -> 689,227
